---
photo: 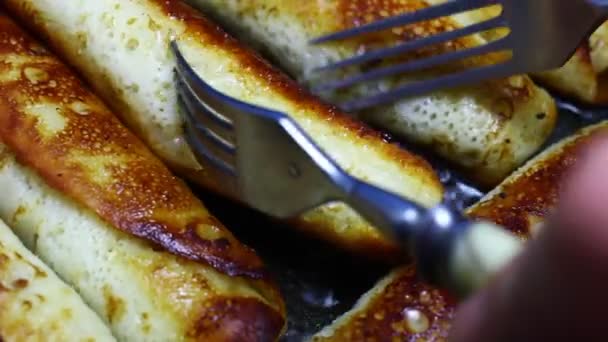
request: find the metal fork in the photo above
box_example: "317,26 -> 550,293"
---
171,41 -> 522,298
310,0 -> 608,111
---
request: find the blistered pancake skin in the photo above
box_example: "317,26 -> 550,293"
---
467,124 -> 606,236
5,0 -> 444,262
313,266 -> 455,342
0,13 -> 268,279
0,218 -> 116,341
0,11 -> 286,341
187,0 -> 557,186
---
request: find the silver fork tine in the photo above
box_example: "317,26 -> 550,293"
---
173,43 -> 235,128
341,60 -> 515,111
310,0 -> 498,44
176,79 -> 237,156
174,69 -> 236,151
180,80 -> 235,130
173,41 -> 239,175
316,14 -> 505,72
315,37 -> 510,93
177,86 -> 238,176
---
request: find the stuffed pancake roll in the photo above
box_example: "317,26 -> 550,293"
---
311,265 -> 455,342
311,120 -> 606,341
535,22 -> 608,105
471,5 -> 608,105
466,120 -> 608,237
183,0 -> 558,186
469,4 -> 608,105
4,0 -> 444,261
0,11 -> 284,341
0,218 -> 116,342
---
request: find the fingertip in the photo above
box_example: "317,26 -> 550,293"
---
448,293 -> 484,342
554,131 -> 608,261
451,132 -> 608,342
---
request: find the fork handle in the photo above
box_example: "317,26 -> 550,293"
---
345,180 -> 523,298
590,0 -> 608,14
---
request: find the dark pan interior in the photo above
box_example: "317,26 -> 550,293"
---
193,97 -> 608,341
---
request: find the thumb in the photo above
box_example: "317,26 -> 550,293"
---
450,133 -> 608,342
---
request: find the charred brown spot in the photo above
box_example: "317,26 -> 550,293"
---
12,252 -> 24,261
11,205 -> 26,224
577,42 -> 593,64
12,278 -> 28,289
103,285 -> 125,324
0,253 -> 8,265
32,263 -> 46,278
21,299 -> 33,311
189,297 -> 285,342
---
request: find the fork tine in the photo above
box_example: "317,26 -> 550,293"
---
340,61 -> 516,111
177,92 -> 237,176
314,37 -> 509,93
175,70 -> 236,141
176,79 -> 237,155
310,0 -> 498,44
172,41 -> 236,127
316,15 -> 505,72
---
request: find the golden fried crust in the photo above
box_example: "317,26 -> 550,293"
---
189,297 -> 285,341
0,12 -> 266,279
533,21 -> 608,104
458,4 -> 607,105
5,0 -> 443,261
0,219 -> 116,341
313,122 -> 608,341
335,0 -> 502,63
534,44 -> 600,104
466,122 -> 608,236
313,266 -> 455,341
158,0 -> 443,261
333,0 -> 521,86
231,0 -> 540,120
154,0 -> 440,177
190,0 -> 557,186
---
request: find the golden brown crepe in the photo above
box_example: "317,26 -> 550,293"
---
535,22 -> 608,105
0,218 -> 116,341
312,120 -> 607,341
468,4 -> 608,105
187,0 -> 558,186
312,266 -> 455,341
4,0 -> 445,262
0,11 -> 284,341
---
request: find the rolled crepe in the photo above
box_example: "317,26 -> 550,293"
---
311,120 -> 606,340
469,4 -> 608,105
535,22 -> 608,105
185,0 -> 558,186
0,218 -> 116,341
0,11 -> 284,341
4,0 -> 444,261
